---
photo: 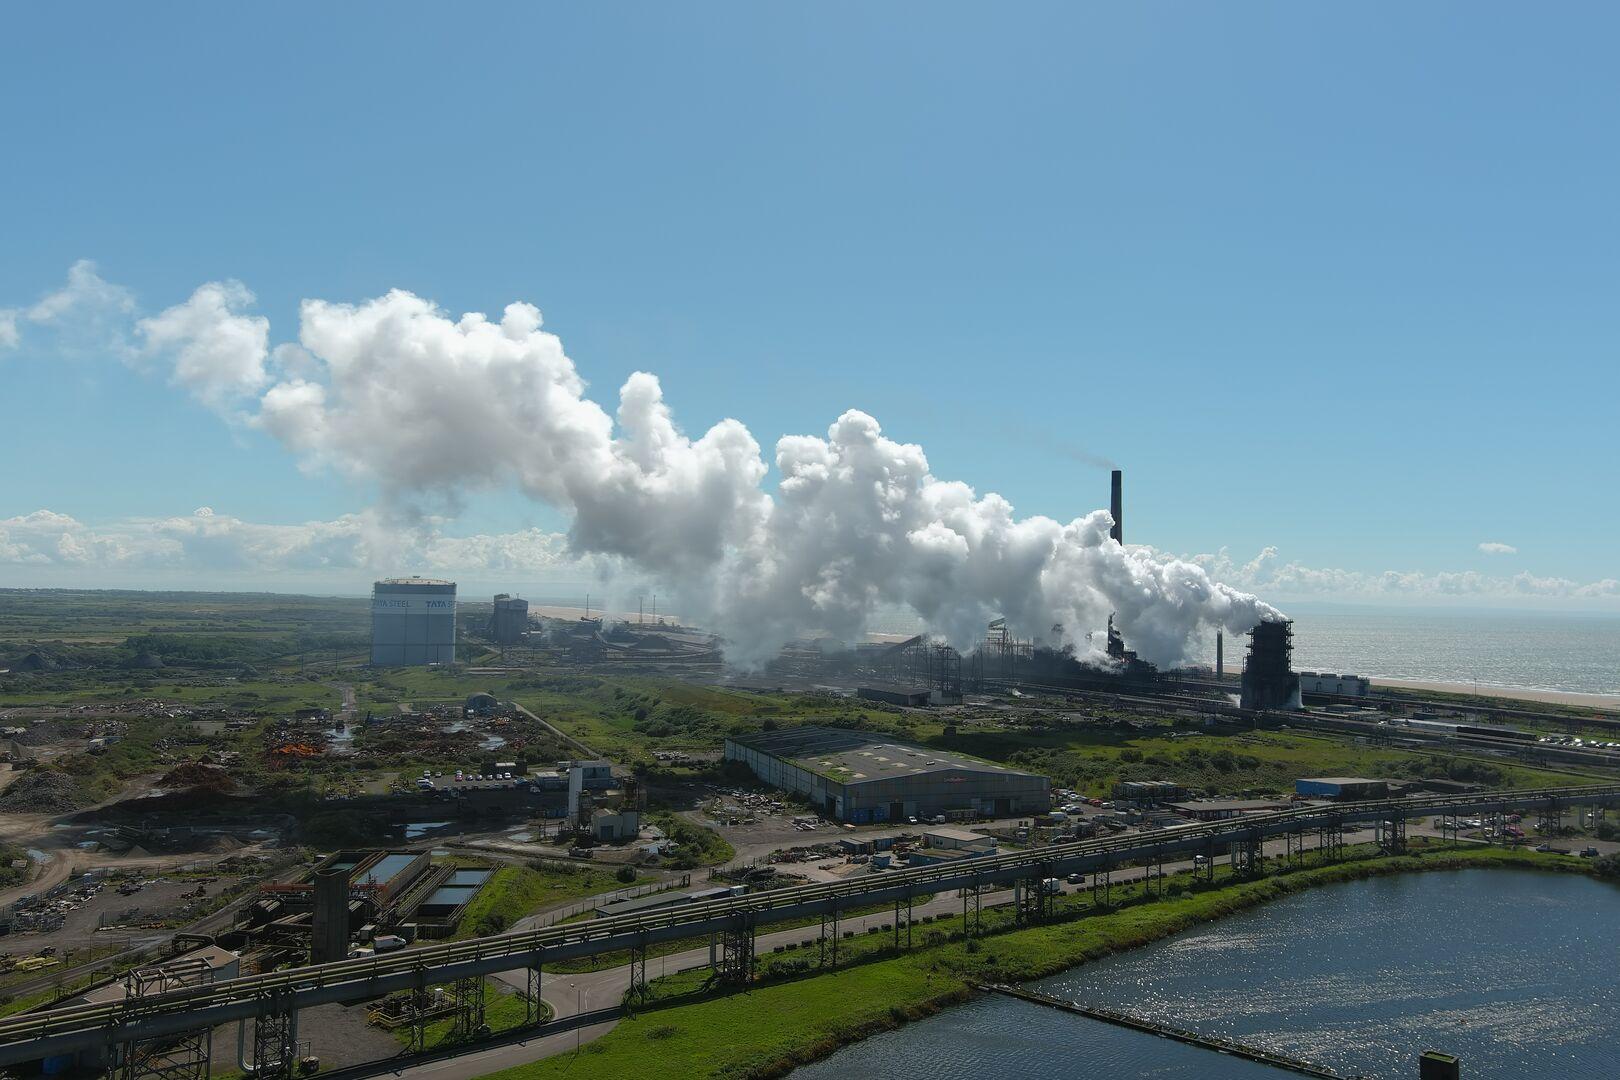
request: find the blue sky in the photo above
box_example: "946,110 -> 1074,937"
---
1,3 -> 1616,605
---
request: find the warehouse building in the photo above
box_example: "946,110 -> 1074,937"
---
923,826 -> 997,852
1166,797 -> 1293,821
1299,671 -> 1371,697
1296,776 -> 1389,801
723,726 -> 1050,823
371,577 -> 457,666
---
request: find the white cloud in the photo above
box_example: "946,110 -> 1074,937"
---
0,508 -> 581,581
0,260 -> 134,356
135,281 -> 271,410
1478,541 -> 1518,556
1183,545 -> 1617,603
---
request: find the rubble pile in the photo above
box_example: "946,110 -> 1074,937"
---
158,762 -> 238,794
0,770 -> 92,813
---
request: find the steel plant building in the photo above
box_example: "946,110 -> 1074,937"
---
723,726 -> 1050,823
370,577 -> 457,665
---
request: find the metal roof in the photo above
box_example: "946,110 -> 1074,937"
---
728,726 -> 1043,786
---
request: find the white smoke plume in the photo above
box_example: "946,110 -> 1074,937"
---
244,289 -> 1281,665
6,269 -> 1287,666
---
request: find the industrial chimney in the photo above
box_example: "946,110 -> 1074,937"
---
1109,469 -> 1123,546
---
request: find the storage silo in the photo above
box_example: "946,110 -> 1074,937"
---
490,594 -> 530,645
371,577 -> 457,665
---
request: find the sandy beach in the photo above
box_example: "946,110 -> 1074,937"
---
1373,678 -> 1620,711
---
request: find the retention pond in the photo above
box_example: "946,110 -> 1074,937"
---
793,869 -> 1620,1079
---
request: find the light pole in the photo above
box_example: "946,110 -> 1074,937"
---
573,982 -> 582,1054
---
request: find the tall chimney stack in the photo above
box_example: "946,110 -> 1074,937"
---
1109,469 -> 1123,546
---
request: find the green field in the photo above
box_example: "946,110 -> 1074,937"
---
453,864 -> 654,940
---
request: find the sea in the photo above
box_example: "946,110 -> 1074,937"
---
1248,605 -> 1620,698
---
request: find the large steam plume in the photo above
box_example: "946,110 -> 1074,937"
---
248,289 -> 1281,665
4,266 -> 1284,665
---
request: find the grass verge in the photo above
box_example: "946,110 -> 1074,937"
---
454,864 -> 651,940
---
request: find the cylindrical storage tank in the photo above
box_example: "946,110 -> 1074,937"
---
371,577 -> 457,666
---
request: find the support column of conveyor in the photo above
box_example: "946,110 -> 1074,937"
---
524,959 -> 544,1027
119,960 -> 213,1080
718,912 -> 754,984
238,988 -> 296,1080
1231,831 -> 1262,877
402,964 -> 431,1056
1538,797 -> 1563,837
1438,814 -> 1459,847
450,975 -> 486,1041
626,932 -> 649,1011
1318,815 -> 1344,862
1376,815 -> 1407,856
820,902 -> 841,970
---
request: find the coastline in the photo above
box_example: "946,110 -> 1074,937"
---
1372,677 -> 1620,710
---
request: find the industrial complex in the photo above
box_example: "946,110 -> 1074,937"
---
0,470 -> 1614,1080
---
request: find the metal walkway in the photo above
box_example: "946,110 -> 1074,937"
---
978,983 -> 1367,1078
1,782 -> 1616,1066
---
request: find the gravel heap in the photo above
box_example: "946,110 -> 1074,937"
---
0,770 -> 93,814
158,762 -> 237,794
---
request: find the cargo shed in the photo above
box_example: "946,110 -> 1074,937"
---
724,725 -> 1049,823
1296,776 -> 1389,801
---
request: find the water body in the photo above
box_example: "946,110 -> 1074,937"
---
793,871 -> 1620,1080
1277,607 -> 1620,698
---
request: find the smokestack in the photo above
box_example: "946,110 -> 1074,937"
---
1216,630 -> 1224,679
1109,469 -> 1123,546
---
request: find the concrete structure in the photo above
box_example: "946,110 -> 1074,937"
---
1114,780 -> 1186,803
310,868 -> 350,964
1240,619 -> 1301,711
923,827 -> 996,851
1296,777 -> 1389,801
593,885 -> 740,920
490,594 -> 529,645
908,845 -> 996,867
370,577 -> 457,666
590,806 -> 640,842
1419,1050 -> 1461,1080
857,684 -> 931,708
724,725 -> 1050,823
566,760 -> 615,818
1166,798 -> 1293,821
1299,671 -> 1371,697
